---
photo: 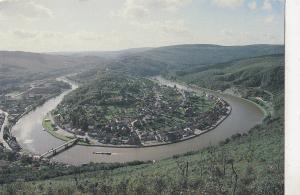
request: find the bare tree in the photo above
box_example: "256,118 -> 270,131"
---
176,160 -> 190,190
227,159 -> 238,195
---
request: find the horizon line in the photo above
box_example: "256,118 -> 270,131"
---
0,43 -> 285,54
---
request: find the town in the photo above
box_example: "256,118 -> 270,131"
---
0,112 -> 5,150
0,78 -> 71,151
52,75 -> 231,146
0,79 -> 71,126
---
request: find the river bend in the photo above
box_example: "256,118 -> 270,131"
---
11,76 -> 264,165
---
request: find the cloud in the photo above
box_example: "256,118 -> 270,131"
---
142,0 -> 190,10
221,29 -> 235,37
262,0 -> 272,11
213,0 -> 283,10
265,15 -> 274,23
13,29 -> 37,39
5,29 -> 106,42
112,0 -> 193,45
75,31 -> 104,41
111,0 -> 193,43
130,19 -> 195,46
120,3 -> 149,19
261,33 -> 280,42
213,0 -> 244,8
115,0 -> 189,20
142,20 -> 190,36
220,28 -> 282,44
138,20 -> 196,46
248,1 -> 257,10
0,0 -> 53,19
0,29 -> 115,51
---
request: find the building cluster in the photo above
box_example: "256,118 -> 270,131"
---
0,80 -> 71,151
0,113 -> 5,129
0,80 -> 70,126
55,81 -> 231,146
0,113 -> 5,148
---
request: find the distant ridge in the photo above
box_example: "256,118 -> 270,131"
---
103,44 -> 284,76
0,44 -> 284,81
135,44 -> 284,65
48,47 -> 153,58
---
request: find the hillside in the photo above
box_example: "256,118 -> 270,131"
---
0,51 -> 75,72
0,44 -> 284,83
51,47 -> 153,59
105,44 -> 284,76
174,54 -> 284,118
138,44 -> 283,66
0,50 -> 284,194
0,51 -> 107,93
175,54 -> 284,92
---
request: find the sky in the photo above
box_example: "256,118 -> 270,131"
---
0,0 -> 284,52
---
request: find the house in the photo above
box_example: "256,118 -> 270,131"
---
165,131 -> 182,142
88,125 -> 94,130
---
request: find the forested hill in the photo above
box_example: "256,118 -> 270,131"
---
136,44 -> 283,66
106,44 -> 284,76
0,51 -> 106,73
175,54 -> 284,92
0,51 -> 109,93
174,54 -> 284,118
0,44 -> 284,83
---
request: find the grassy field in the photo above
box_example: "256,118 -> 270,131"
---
42,118 -> 91,146
42,118 -> 73,142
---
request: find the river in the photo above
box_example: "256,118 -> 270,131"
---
11,76 -> 264,165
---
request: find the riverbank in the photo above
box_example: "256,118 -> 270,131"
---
0,110 -> 10,149
158,76 -> 270,121
7,76 -> 78,152
42,104 -> 231,148
1,83 -> 74,152
193,84 -> 270,119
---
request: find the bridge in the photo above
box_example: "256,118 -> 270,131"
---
40,138 -> 79,158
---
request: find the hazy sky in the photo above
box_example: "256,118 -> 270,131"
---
0,0 -> 284,52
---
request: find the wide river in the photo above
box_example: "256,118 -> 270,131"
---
12,77 -> 264,165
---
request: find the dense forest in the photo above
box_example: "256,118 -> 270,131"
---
106,44 -> 283,77
174,54 -> 284,92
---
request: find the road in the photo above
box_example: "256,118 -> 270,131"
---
0,110 -> 11,150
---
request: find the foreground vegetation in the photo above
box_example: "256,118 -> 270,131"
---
0,114 -> 283,194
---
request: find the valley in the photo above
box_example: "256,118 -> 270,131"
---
8,73 -> 263,165
0,44 -> 284,194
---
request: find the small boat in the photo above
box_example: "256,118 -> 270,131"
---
93,152 -> 112,155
